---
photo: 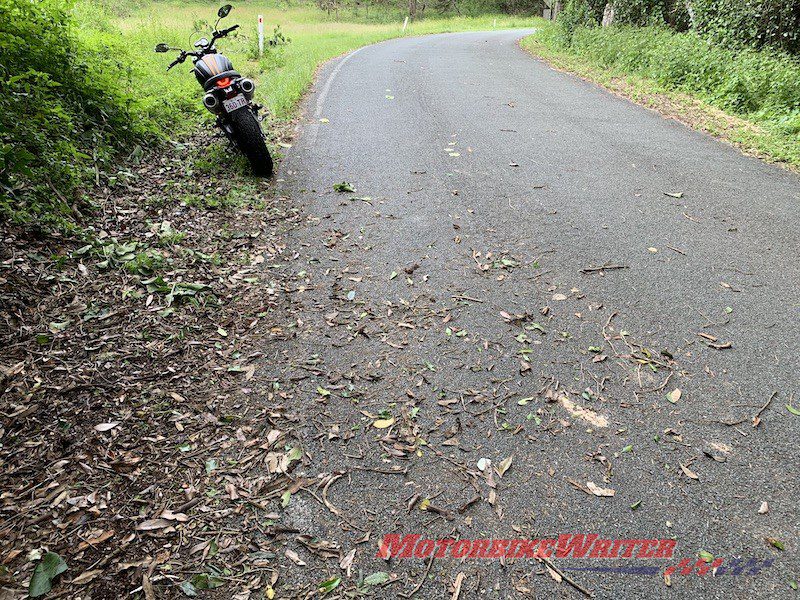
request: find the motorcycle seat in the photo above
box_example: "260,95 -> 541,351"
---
203,70 -> 241,91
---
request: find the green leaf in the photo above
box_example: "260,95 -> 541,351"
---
363,571 -> 390,586
698,550 -> 714,563
786,403 -> 800,416
191,573 -> 224,590
281,490 -> 292,507
178,581 -> 198,597
317,386 -> 330,397
767,537 -> 785,551
29,552 -> 67,597
630,500 -> 642,511
622,444 -> 633,453
333,182 -> 355,193
318,576 -> 341,594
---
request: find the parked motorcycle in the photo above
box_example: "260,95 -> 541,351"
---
155,5 -> 273,177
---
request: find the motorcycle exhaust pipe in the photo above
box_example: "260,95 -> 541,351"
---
239,78 -> 255,99
203,92 -> 220,113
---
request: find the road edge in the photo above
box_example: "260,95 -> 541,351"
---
518,35 -> 799,175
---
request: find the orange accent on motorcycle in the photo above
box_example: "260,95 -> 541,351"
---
216,77 -> 232,88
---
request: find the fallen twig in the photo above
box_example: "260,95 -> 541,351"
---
538,556 -> 594,598
752,391 -> 777,428
580,264 -> 628,274
400,554 -> 435,598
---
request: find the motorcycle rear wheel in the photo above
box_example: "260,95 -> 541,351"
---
229,108 -> 273,177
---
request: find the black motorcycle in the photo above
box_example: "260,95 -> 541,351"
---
155,5 -> 273,177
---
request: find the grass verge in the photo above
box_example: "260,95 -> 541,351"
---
521,25 -> 800,171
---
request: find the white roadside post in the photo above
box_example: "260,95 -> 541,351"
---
258,15 -> 264,57
402,16 -> 409,33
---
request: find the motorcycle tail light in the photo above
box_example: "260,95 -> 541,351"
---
216,77 -> 232,88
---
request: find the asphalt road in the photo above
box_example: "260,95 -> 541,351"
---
269,30 -> 800,599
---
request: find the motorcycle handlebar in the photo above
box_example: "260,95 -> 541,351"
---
165,24 -> 239,70
211,24 -> 239,44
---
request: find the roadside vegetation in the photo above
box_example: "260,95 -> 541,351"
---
523,1 -> 800,168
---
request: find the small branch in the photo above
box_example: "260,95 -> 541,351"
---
538,556 -> 594,598
752,391 -> 777,428
400,554 -> 435,598
580,264 -> 628,274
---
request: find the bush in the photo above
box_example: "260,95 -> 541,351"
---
557,0 -> 597,43
0,0 -> 153,231
691,0 -> 800,54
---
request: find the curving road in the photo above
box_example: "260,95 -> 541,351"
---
272,31 -> 800,599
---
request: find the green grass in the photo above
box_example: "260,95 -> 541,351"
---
522,23 -> 800,169
99,1 -> 542,128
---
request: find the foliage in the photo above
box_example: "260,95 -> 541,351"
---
570,0 -> 800,53
0,0 -> 154,230
691,0 -> 800,54
557,0 -> 596,42
29,552 -> 67,597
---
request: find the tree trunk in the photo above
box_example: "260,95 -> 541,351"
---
685,0 -> 695,27
602,2 -> 614,26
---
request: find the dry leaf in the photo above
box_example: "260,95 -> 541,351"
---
340,548 -> 356,576
586,481 -> 616,497
72,569 -> 103,585
667,389 -> 682,404
136,519 -> 172,531
94,422 -> 120,432
680,464 -> 699,480
496,456 -> 513,478
285,549 -> 306,566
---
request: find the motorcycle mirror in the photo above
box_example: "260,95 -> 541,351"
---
217,4 -> 232,18
154,43 -> 170,53
194,38 -> 209,48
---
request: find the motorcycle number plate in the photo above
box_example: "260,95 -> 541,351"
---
223,94 -> 248,113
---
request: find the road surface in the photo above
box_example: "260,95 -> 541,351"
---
267,30 -> 800,599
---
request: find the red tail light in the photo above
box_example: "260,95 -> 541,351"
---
216,77 -> 232,88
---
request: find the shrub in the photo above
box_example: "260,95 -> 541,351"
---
557,0 -> 597,43
0,0 -> 153,231
691,0 -> 800,54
